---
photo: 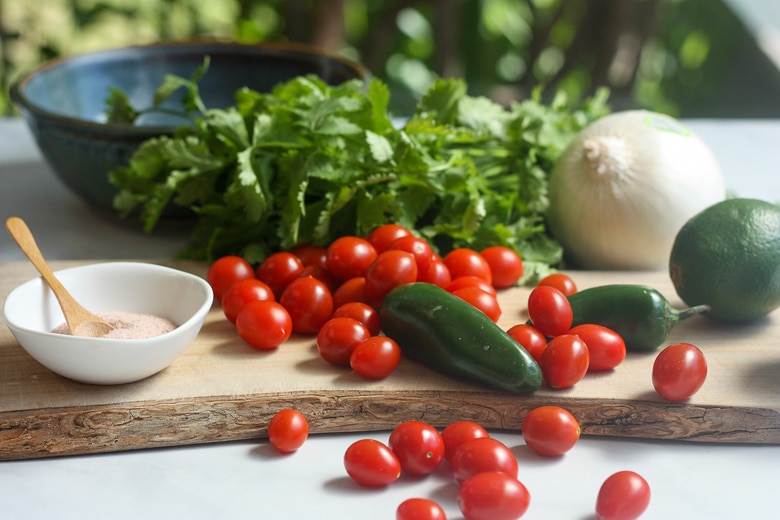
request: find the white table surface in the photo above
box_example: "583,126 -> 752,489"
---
0,117 -> 778,519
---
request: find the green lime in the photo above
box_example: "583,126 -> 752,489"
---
669,198 -> 780,322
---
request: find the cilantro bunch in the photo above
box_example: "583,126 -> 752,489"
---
109,72 -> 609,280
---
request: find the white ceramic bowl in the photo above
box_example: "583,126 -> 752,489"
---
3,262 -> 213,385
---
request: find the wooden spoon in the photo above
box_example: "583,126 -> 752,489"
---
5,217 -> 115,338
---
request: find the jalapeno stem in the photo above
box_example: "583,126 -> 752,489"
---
677,304 -> 711,320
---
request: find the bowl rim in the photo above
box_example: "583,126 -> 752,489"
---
2,261 -> 214,343
9,39 -> 368,135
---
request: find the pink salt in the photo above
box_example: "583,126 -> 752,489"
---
52,312 -> 177,339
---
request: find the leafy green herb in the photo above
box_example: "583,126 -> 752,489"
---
108,68 -> 609,281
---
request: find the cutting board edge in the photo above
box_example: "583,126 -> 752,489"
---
2,389 -> 778,460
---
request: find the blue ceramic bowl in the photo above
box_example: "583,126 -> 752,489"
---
10,41 -> 366,213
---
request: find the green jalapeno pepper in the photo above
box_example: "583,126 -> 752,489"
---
380,282 -> 542,394
567,284 -> 709,352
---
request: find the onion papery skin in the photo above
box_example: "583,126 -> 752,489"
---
547,110 -> 725,270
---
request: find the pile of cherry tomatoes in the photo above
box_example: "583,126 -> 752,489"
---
206,223 -> 527,380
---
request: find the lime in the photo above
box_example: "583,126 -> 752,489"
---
669,198 -> 780,322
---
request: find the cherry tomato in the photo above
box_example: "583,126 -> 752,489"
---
480,246 -> 523,288
540,334 -> 590,389
290,243 -> 328,269
537,272 -> 578,296
569,324 -> 626,371
443,248 -> 492,284
652,342 -> 707,401
207,255 -> 255,300
521,405 -> 581,457
388,420 -> 445,476
506,323 -> 547,363
350,336 -> 402,379
457,471 -> 531,520
596,470 -> 651,520
447,275 -> 497,296
452,287 -> 502,322
366,223 -> 412,253
396,498 -> 447,520
317,317 -> 371,366
333,301 -> 381,335
221,278 -> 274,324
387,235 -> 434,273
326,236 -> 378,281
364,250 -> 418,303
332,277 -> 370,309
267,409 -> 309,453
235,300 -> 292,350
450,437 -> 518,483
255,252 -> 304,298
418,259 -> 452,288
279,276 -> 334,334
343,438 -> 401,487
441,421 -> 490,463
527,285 -> 573,337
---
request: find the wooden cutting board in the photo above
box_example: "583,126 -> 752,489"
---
1,260 -> 778,460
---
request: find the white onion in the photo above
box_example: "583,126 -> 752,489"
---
547,110 -> 725,270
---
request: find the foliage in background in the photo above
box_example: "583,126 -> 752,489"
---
2,0 -> 780,117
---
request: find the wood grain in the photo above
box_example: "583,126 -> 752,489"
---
1,260 -> 779,460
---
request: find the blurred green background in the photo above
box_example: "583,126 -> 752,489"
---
3,0 -> 780,117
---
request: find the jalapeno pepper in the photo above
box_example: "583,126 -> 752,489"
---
567,284 -> 709,351
380,282 -> 542,393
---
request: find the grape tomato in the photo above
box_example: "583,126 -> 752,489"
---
344,439 -> 401,487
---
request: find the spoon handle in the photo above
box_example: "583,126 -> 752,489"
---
5,217 -> 100,331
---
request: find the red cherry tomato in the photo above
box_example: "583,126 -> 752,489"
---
506,323 -> 547,363
207,255 -> 255,300
418,259 -> 452,288
527,285 -> 573,337
332,277 -> 370,308
350,336 -> 402,379
452,287 -> 502,322
441,421 -> 489,463
344,439 -> 401,487
235,300 -> 292,350
221,278 -> 275,323
652,342 -> 707,401
316,317 -> 371,367
443,248 -> 492,284
366,224 -> 412,253
279,276 -> 334,335
387,235 -> 434,273
537,272 -> 578,296
450,437 -> 518,483
388,420 -> 445,476
333,302 -> 381,335
267,409 -> 309,453
447,275 -> 497,296
596,470 -> 651,520
255,252 -> 304,298
521,405 -> 581,457
364,250 -> 418,303
326,236 -> 378,281
457,471 -> 531,520
480,245 -> 523,288
540,334 -> 590,389
396,498 -> 447,520
569,324 -> 626,371
290,243 -> 328,269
